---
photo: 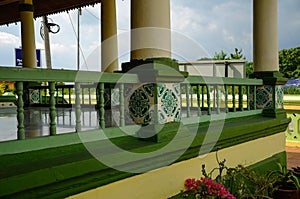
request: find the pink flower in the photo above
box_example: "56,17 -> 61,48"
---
184,177 -> 236,199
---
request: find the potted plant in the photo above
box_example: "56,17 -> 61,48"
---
269,163 -> 300,199
170,156 -> 274,199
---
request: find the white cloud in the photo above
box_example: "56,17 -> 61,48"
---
0,32 -> 20,46
0,0 -> 299,67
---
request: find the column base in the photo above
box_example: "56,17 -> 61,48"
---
121,58 -> 188,82
120,58 -> 188,142
252,71 -> 287,118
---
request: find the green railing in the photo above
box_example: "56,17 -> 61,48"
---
286,112 -> 300,143
0,67 -> 263,142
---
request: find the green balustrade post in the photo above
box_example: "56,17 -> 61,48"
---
253,86 -> 257,110
186,84 -> 190,118
69,88 -> 71,104
62,88 -> 65,105
88,88 -> 91,105
225,85 -> 229,113
49,82 -> 57,135
207,85 -> 211,115
239,85 -> 244,111
81,87 -> 85,105
201,85 -> 204,109
16,81 -> 25,140
190,86 -> 194,108
99,83 -> 105,129
247,85 -> 251,111
216,86 -> 220,114
55,87 -> 58,104
119,83 -> 125,127
197,84 -> 201,116
75,82 -> 81,132
232,85 -> 236,112
213,86 -> 216,109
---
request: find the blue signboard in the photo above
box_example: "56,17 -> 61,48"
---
15,48 -> 41,67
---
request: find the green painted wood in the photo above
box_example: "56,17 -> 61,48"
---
49,82 -> 57,135
186,84 -> 191,118
69,88 -> 71,104
201,85 -> 204,109
207,85 -> 211,115
0,115 -> 289,199
239,85 -> 244,111
99,83 -> 105,129
216,86 -> 220,114
16,82 -> 25,140
55,87 -> 59,105
75,83 -> 81,132
43,87 -> 46,103
253,86 -> 257,110
213,86 -> 216,109
225,85 -> 229,113
119,83 -> 125,127
88,88 -> 92,105
186,76 -> 263,85
62,88 -> 65,105
232,85 -> 236,112
190,88 -> 194,108
196,84 -> 201,116
0,67 -> 139,83
81,87 -> 84,105
247,85 -> 251,111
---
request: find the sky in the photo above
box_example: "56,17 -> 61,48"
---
0,0 -> 299,71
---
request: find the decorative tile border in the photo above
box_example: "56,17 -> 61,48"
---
275,85 -> 284,109
125,83 -> 181,125
256,85 -> 273,109
29,89 -> 40,104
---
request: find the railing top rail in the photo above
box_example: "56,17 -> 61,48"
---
179,60 -> 246,65
0,67 -> 140,84
0,67 -> 262,86
186,75 -> 263,85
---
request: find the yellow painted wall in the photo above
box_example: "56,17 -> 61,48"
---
68,132 -> 285,199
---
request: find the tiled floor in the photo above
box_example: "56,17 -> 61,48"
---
286,147 -> 300,169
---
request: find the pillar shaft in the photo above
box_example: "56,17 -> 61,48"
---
253,0 -> 279,72
101,0 -> 119,72
43,16 -> 52,69
131,0 -> 171,60
19,0 -> 37,68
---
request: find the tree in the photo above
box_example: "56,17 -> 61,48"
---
213,50 -> 228,60
230,48 -> 245,60
279,47 -> 300,78
246,61 -> 253,78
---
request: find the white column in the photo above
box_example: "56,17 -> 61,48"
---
43,16 -> 52,69
101,0 -> 119,72
19,0 -> 37,68
253,0 -> 279,72
131,0 -> 171,60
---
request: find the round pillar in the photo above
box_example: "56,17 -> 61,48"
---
253,0 -> 279,72
19,0 -> 37,68
131,0 -> 171,60
101,0 -> 119,72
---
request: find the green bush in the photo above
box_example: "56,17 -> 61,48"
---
284,87 -> 300,94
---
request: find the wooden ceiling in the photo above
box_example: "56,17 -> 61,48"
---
0,0 -> 100,25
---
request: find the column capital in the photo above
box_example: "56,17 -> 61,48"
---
19,3 -> 34,12
121,58 -> 188,82
252,72 -> 287,85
